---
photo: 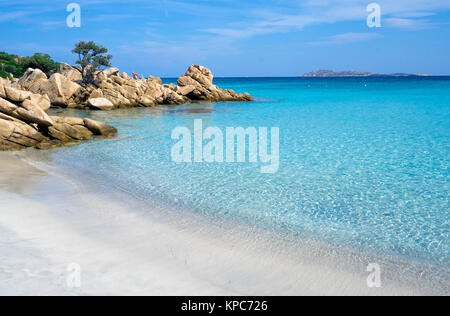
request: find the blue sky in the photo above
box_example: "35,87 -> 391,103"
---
1,0 -> 450,77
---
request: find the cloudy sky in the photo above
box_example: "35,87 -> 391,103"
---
1,0 -> 450,77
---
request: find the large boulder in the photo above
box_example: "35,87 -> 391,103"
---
28,93 -> 51,111
177,65 -> 253,101
87,97 -> 115,110
0,97 -> 17,115
2,80 -> 51,111
161,86 -> 187,105
4,85 -> 31,103
83,118 -> 118,136
0,83 -> 6,99
17,68 -> 47,90
50,116 -> 84,126
0,113 -> 48,150
0,77 -> 10,87
49,122 -> 93,141
45,116 -> 117,142
18,98 -> 54,127
103,67 -> 120,77
0,94 -> 118,150
58,63 -> 82,82
176,85 -> 196,96
0,87 -> 53,127
182,65 -> 214,86
28,73 -> 82,107
148,76 -> 162,85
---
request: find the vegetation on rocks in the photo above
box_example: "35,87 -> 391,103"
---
0,41 -> 252,152
72,41 -> 113,85
0,52 -> 24,79
0,52 -> 59,79
20,53 -> 60,77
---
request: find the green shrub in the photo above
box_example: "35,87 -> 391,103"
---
19,53 -> 60,77
0,69 -> 10,79
0,51 -> 60,79
0,52 -> 25,78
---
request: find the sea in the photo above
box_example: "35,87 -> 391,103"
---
40,76 -> 450,270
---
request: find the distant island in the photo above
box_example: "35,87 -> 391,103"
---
300,69 -> 430,78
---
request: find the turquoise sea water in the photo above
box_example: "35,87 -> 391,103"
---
47,77 -> 449,266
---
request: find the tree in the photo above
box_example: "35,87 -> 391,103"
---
72,41 -> 112,84
0,52 -> 25,79
0,52 -> 60,79
19,53 -> 59,77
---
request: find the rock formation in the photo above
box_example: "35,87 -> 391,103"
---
0,63 -> 251,151
13,64 -> 253,110
0,82 -> 117,151
58,62 -> 83,82
13,70 -> 83,107
177,65 -> 253,102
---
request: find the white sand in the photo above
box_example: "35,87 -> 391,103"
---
0,152 -> 442,295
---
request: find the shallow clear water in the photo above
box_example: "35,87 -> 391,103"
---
47,77 -> 450,265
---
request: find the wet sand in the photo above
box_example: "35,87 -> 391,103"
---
0,151 -> 444,295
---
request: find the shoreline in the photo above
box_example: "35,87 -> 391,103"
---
1,150 -> 447,295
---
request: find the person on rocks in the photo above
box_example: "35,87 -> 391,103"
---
132,72 -> 143,80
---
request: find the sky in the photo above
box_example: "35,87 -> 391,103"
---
1,0 -> 450,77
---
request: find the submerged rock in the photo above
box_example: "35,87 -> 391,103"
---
83,118 -> 118,136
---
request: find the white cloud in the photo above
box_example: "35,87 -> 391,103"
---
0,11 -> 28,22
384,18 -> 436,30
201,0 -> 450,40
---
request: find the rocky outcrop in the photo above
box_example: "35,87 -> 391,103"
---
103,67 -> 119,77
17,68 -> 47,90
0,77 -> 10,86
0,86 -> 53,126
87,97 -> 114,110
0,83 -> 118,151
14,69 -> 82,107
77,65 -> 252,109
1,63 -> 251,151
13,64 -> 253,110
0,112 -> 49,151
83,118 -> 118,136
177,65 -> 253,102
31,73 -> 82,107
87,70 -> 179,108
58,63 -> 83,82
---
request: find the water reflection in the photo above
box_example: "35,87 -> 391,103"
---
48,102 -> 218,122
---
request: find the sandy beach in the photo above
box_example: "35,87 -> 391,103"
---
0,151 -> 445,296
